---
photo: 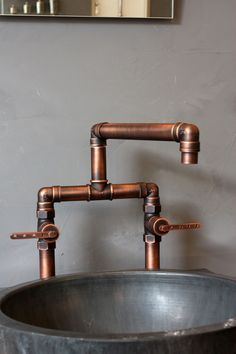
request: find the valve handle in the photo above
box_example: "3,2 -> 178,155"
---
159,223 -> 201,232
10,224 -> 59,242
146,217 -> 201,237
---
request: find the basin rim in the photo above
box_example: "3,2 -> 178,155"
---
0,270 -> 236,343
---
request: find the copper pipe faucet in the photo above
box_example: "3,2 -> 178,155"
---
11,122 -> 200,279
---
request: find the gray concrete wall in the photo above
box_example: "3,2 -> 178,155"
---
0,0 -> 236,287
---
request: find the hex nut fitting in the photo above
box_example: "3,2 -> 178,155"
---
37,239 -> 49,251
143,234 -> 161,243
37,209 -> 55,219
143,204 -> 161,214
37,240 -> 56,251
143,234 -> 156,244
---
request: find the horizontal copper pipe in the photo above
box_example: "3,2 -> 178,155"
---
58,186 -> 90,202
92,122 -> 178,141
38,186 -> 89,203
112,183 -> 144,199
38,183 -> 154,204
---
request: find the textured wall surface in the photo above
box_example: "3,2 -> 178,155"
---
0,0 -> 236,287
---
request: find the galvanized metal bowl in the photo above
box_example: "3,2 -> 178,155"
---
0,271 -> 236,353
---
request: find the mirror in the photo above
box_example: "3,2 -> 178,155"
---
0,0 -> 174,19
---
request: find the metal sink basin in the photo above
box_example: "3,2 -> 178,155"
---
0,271 -> 236,353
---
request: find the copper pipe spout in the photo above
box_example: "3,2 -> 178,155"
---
92,122 -> 200,165
177,123 -> 200,164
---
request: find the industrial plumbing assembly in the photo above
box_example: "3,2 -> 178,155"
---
11,122 -> 201,279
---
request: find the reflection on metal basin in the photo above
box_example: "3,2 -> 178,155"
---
0,271 -> 236,353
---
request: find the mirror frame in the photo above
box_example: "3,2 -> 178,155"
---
0,0 -> 174,19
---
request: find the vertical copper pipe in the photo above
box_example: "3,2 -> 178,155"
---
37,198 -> 55,279
145,242 -> 160,270
91,145 -> 107,181
144,184 -> 161,270
39,246 -> 55,279
90,137 -> 107,191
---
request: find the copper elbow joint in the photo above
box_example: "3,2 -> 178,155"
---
175,123 -> 200,164
38,187 -> 54,203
